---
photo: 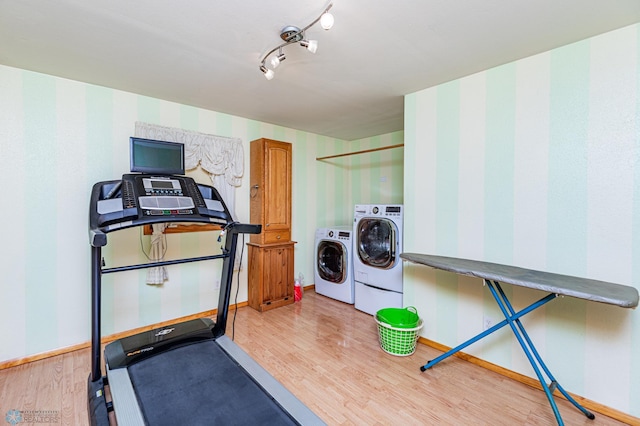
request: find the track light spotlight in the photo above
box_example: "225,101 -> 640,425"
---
320,11 -> 334,30
270,50 -> 286,69
258,3 -> 334,80
300,40 -> 318,53
259,65 -> 274,80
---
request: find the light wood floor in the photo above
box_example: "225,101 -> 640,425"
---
0,290 -> 633,425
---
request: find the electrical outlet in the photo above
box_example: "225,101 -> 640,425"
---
483,315 -> 495,331
214,280 -> 220,290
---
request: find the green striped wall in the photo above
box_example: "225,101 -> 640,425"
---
0,63 -> 403,364
404,23 -> 640,416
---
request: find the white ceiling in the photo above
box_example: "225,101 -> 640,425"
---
2,1 -> 640,141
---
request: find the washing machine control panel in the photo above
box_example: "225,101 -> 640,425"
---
327,229 -> 351,241
384,206 -> 402,216
337,230 -> 350,241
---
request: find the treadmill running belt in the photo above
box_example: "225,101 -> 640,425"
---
127,339 -> 298,425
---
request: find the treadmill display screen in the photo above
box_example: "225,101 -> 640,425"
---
151,181 -> 174,189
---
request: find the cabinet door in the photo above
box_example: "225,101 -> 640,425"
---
264,140 -> 291,234
263,245 -> 293,303
250,138 -> 292,244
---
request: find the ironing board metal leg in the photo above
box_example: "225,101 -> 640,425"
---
420,292 -> 557,371
420,278 -> 596,425
486,281 -> 564,425
492,282 -> 595,421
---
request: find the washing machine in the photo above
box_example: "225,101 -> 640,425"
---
314,226 -> 355,304
353,204 -> 403,315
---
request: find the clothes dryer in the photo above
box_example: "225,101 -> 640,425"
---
353,204 -> 403,315
314,227 -> 355,304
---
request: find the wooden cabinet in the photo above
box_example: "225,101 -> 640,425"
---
250,138 -> 292,244
248,138 -> 295,311
247,242 -> 295,311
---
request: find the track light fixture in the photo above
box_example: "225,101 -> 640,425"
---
259,3 -> 334,80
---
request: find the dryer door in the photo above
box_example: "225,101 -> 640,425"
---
356,218 -> 397,269
317,240 -> 347,284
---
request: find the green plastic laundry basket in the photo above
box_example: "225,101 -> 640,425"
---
375,307 -> 422,356
375,317 -> 423,356
376,306 -> 420,329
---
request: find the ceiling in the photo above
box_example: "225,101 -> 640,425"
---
2,1 -> 640,141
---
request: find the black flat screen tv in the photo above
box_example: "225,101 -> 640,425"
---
130,137 -> 185,175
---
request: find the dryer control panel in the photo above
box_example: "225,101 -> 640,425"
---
354,204 -> 403,219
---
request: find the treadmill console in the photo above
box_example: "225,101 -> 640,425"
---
90,173 -> 233,244
128,174 -> 199,217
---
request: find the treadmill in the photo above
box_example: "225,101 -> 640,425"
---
87,174 -> 325,425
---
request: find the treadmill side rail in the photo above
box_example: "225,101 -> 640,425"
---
86,375 -> 110,426
105,366 -> 146,426
217,336 -> 327,426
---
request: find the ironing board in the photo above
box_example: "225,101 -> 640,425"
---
400,253 -> 639,425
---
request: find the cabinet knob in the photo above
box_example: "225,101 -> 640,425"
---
276,235 -> 281,239
266,223 -> 270,227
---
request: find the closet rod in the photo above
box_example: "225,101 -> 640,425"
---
316,143 -> 404,161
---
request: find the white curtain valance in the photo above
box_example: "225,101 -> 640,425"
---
135,121 -> 243,188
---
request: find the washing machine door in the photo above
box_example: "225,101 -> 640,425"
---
317,240 -> 347,284
356,218 -> 397,269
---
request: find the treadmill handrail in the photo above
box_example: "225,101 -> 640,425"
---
102,254 -> 230,274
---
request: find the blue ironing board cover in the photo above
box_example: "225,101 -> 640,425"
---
400,253 -> 639,309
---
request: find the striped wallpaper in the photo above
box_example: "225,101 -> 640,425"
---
0,64 -> 403,364
404,23 -> 640,416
